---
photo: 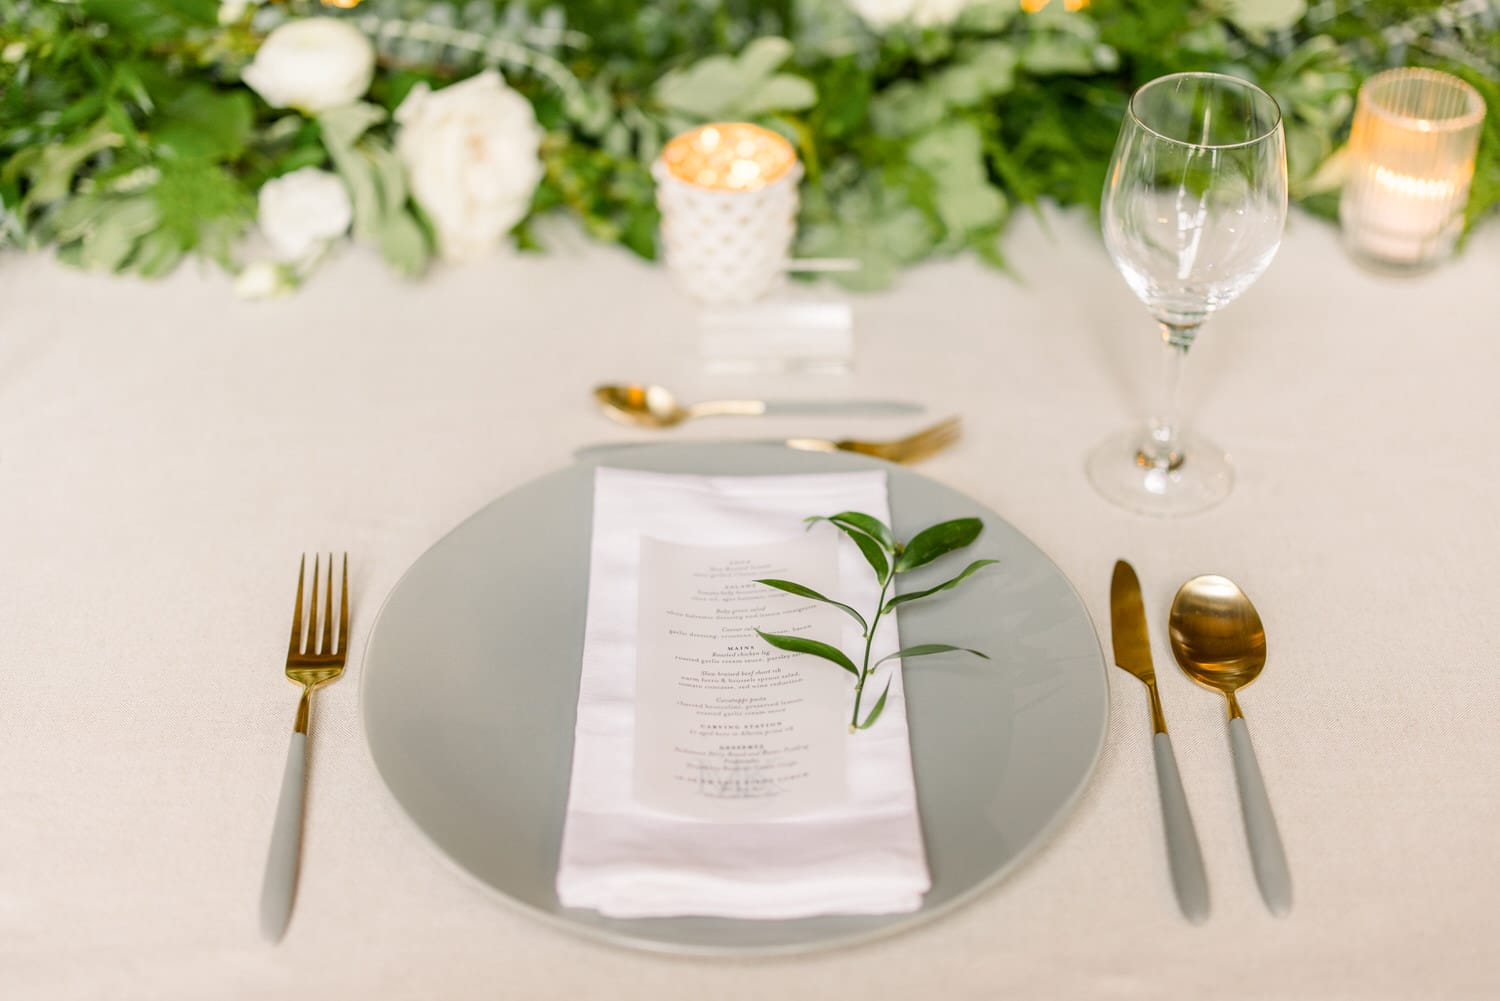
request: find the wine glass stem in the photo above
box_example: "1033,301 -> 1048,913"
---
1142,323 -> 1199,471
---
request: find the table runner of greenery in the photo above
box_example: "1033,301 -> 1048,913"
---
1,0 -> 1495,291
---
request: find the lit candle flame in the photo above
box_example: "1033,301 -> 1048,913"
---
661,123 -> 797,192
1021,0 -> 1089,11
1372,164 -> 1457,201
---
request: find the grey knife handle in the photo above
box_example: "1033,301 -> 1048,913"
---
1153,732 -> 1210,924
260,730 -> 306,942
760,400 -> 922,417
1229,716 -> 1292,916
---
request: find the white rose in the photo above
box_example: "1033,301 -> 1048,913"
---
242,18 -> 374,113
847,0 -> 973,29
218,0 -> 261,26
234,261 -> 294,300
395,71 -> 544,262
257,167 -> 352,261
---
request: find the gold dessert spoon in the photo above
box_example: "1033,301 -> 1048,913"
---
593,383 -> 921,429
1169,574 -> 1292,917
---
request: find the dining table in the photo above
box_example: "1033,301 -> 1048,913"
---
2,204 -> 1497,1000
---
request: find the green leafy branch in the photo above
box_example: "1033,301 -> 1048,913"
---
755,511 -> 997,733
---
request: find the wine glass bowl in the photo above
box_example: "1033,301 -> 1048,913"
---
1089,72 -> 1288,515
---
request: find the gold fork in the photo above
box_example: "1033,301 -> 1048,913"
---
260,553 -> 349,942
785,416 -> 962,463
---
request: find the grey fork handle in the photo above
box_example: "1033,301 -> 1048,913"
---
260,730 -> 306,942
574,440 -> 791,461
1152,732 -> 1210,924
1229,716 -> 1292,916
760,400 -> 922,417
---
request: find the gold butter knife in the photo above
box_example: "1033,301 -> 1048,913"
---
1110,559 -> 1210,923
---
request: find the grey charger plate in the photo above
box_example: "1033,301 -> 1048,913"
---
361,444 -> 1108,956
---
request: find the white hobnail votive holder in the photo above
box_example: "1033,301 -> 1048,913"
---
651,157 -> 804,306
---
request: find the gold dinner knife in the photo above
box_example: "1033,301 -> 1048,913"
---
1110,560 -> 1210,924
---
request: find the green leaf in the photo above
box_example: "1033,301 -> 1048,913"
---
127,229 -> 185,278
318,104 -> 387,157
1223,0 -> 1308,34
652,36 -> 814,120
333,149 -> 382,241
80,0 -> 218,39
856,679 -> 892,730
754,579 -> 867,633
895,518 -> 984,573
151,160 -> 253,251
806,512 -> 895,583
885,559 -> 999,612
808,512 -> 895,551
21,120 -> 123,206
71,196 -> 160,272
755,630 -> 857,676
873,643 -> 989,668
153,86 -> 252,161
845,529 -> 890,586
377,210 -> 429,277
740,75 -> 818,116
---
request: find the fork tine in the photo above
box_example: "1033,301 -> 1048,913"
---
308,553 -> 321,655
894,417 -> 962,462
321,552 -> 335,657
288,555 -> 306,657
338,554 -> 349,655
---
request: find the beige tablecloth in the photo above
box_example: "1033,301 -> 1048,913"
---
2,208 -> 1497,999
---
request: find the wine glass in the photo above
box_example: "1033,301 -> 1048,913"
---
1087,72 -> 1287,515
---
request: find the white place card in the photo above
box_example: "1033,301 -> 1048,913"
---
633,535 -> 849,820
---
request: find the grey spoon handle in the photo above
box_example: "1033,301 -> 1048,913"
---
760,400 -> 922,417
1229,716 -> 1292,916
259,730 -> 306,942
1152,732 -> 1210,924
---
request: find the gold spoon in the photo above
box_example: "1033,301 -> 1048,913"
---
1168,574 -> 1292,917
593,383 -> 922,429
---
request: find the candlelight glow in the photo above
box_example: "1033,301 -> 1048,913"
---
1372,165 -> 1457,201
1021,0 -> 1090,11
661,123 -> 798,192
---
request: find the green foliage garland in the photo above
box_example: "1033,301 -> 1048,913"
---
0,0 -> 1496,290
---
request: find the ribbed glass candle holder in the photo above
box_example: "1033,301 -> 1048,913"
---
1339,68 -> 1486,273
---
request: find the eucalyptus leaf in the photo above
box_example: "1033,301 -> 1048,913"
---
754,579 -> 868,633
736,36 -> 795,82
318,104 -> 387,157
884,559 -> 999,613
23,121 -> 123,206
1224,0 -> 1308,34
894,518 -> 984,573
377,210 -> 430,276
755,630 -> 858,676
739,75 -> 818,116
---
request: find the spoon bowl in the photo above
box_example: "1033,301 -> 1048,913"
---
594,383 -> 700,428
593,383 -> 923,428
1167,574 -> 1267,703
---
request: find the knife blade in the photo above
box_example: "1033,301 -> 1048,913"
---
1110,559 -> 1211,924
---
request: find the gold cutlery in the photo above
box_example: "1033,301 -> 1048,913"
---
573,417 -> 962,465
1169,574 -> 1292,917
260,553 -> 349,942
593,382 -> 923,428
1110,560 -> 1210,923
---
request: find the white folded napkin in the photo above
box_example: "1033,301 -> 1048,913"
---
555,467 -> 930,920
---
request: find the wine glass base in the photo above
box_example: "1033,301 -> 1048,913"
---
1086,429 -> 1233,516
